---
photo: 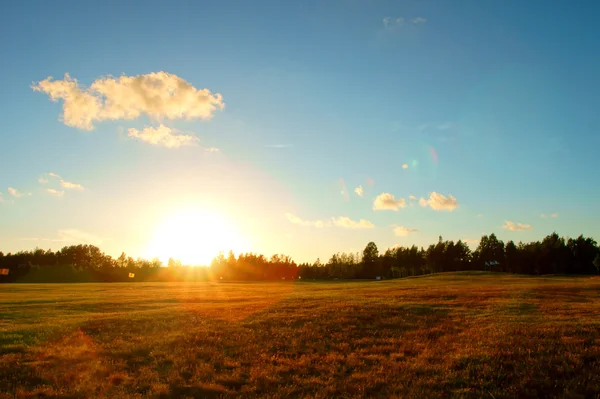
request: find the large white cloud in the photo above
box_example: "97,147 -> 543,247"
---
32,72 -> 224,130
503,221 -> 532,231
373,193 -> 406,211
128,124 -> 199,148
419,192 -> 459,211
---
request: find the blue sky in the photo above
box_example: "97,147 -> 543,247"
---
1,0 -> 599,264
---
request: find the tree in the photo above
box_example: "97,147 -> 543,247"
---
361,241 -> 379,278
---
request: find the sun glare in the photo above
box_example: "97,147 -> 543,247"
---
145,206 -> 250,266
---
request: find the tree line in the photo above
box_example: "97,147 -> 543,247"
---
0,232 -> 599,283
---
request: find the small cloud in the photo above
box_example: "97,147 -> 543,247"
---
285,213 -> 331,228
128,124 -> 199,148
8,187 -> 24,198
373,193 -> 406,211
411,17 -> 427,24
383,17 -> 405,29
393,226 -> 418,237
503,221 -> 532,231
38,177 -> 49,184
402,163 -> 409,169
419,192 -> 459,211
48,172 -> 61,179
32,72 -> 224,130
333,216 -> 374,229
204,147 -> 220,153
540,213 -> 559,219
354,185 -> 364,197
46,188 -> 64,197
408,195 -> 416,200
60,180 -> 84,190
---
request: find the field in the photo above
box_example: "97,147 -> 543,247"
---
1,272 -> 600,398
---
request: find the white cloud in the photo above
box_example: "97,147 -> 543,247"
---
408,195 -> 416,200
60,180 -> 84,190
48,172 -> 61,178
419,192 -> 459,211
8,187 -> 23,198
204,147 -> 220,153
128,124 -> 199,148
373,193 -> 406,211
393,226 -> 418,237
286,213 -> 374,229
32,72 -> 224,130
286,213 -> 331,228
540,213 -> 559,219
503,221 -> 532,231
332,216 -> 374,229
411,17 -> 427,24
402,163 -> 409,169
38,177 -> 49,184
46,188 -> 64,197
354,185 -> 364,197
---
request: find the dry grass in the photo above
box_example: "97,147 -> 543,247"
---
1,272 -> 600,398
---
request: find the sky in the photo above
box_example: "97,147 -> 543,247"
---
1,0 -> 600,265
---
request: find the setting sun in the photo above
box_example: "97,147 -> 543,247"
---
144,206 -> 250,266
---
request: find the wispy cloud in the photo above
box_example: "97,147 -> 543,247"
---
8,187 -> 30,198
540,213 -> 559,219
60,180 -> 84,190
503,221 -> 532,231
285,213 -> 374,229
332,217 -> 374,229
402,163 -> 409,169
354,185 -> 364,197
286,213 -> 330,228
128,124 -> 199,148
373,193 -> 406,211
393,226 -> 418,237
383,16 -> 426,30
419,192 -> 459,211
48,172 -> 61,178
22,229 -> 109,245
46,188 -> 64,197
204,147 -> 220,153
38,176 -> 48,184
32,72 -> 224,130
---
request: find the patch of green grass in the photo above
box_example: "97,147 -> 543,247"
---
1,273 -> 600,398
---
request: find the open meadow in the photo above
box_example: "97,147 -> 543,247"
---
1,272 -> 600,398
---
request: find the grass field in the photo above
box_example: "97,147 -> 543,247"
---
1,272 -> 600,398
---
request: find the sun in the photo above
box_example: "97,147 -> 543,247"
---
145,206 -> 250,266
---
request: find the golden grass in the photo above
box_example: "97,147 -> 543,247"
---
1,272 -> 600,398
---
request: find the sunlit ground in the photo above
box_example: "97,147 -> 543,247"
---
1,273 -> 600,398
